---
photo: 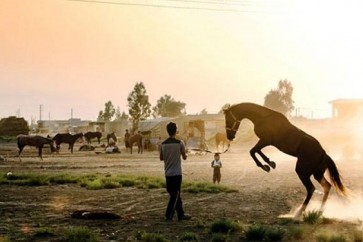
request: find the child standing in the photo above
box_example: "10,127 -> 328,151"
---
211,153 -> 222,184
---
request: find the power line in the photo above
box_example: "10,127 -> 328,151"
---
66,0 -> 284,14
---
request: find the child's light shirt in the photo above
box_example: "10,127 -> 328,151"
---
211,160 -> 222,168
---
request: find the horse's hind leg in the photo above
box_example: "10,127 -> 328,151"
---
295,162 -> 315,218
314,171 -> 331,212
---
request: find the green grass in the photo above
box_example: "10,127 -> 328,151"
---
65,226 -> 98,242
0,172 -> 237,194
209,218 -> 242,234
183,181 -> 238,193
316,233 -> 348,242
179,232 -> 199,242
303,210 -> 323,225
244,224 -> 266,241
32,227 -> 55,238
140,232 -> 169,242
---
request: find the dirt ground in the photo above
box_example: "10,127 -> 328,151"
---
0,140 -> 362,241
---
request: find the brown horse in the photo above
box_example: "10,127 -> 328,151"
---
84,131 -> 102,144
215,132 -> 228,152
17,135 -> 56,161
224,102 -> 346,217
128,133 -> 143,154
52,132 -> 84,153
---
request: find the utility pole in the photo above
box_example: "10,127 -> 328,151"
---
39,105 -> 43,121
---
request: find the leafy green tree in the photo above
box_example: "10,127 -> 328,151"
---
127,82 -> 151,131
97,101 -> 116,121
152,94 -> 186,118
264,79 -> 294,116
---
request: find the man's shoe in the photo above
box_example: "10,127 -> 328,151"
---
178,214 -> 191,221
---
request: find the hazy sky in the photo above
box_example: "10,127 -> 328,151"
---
1,0 -> 362,122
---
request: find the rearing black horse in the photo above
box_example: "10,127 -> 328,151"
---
52,132 -> 84,153
224,102 -> 346,217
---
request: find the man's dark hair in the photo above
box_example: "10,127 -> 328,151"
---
166,122 -> 177,136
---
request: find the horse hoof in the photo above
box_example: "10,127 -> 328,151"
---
270,161 -> 276,169
262,165 -> 270,172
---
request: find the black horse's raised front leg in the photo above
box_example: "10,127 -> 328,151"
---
257,150 -> 276,169
250,140 -> 276,172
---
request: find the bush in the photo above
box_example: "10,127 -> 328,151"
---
65,226 -> 98,242
209,218 -> 241,234
316,233 -> 348,242
210,233 -> 227,242
265,227 -> 285,241
0,116 -> 29,136
303,210 -> 323,225
179,232 -> 199,242
288,226 -> 306,240
245,224 -> 266,241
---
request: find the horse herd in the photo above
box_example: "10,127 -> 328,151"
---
16,131 -> 144,160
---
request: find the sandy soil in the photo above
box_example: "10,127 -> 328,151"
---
0,141 -> 362,241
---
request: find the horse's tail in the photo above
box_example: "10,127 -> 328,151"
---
325,154 -> 346,195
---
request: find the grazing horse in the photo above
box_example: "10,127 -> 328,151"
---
128,133 -> 143,154
215,132 -> 228,152
17,135 -> 56,161
106,132 -> 117,145
224,102 -> 346,217
52,132 -> 84,153
84,131 -> 102,144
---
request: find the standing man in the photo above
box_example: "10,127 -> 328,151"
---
124,129 -> 130,152
160,122 -> 191,221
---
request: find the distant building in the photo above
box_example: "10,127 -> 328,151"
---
329,98 -> 363,123
36,118 -> 130,137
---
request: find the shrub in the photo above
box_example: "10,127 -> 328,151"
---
209,218 -> 241,234
353,229 -> 363,242
179,232 -> 199,241
288,226 -> 306,240
33,227 -> 55,238
65,226 -> 98,242
210,233 -> 227,242
303,210 -> 323,225
265,227 -> 285,241
245,224 -> 266,241
316,233 -> 348,242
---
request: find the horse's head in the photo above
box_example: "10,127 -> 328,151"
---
223,105 -> 241,141
48,139 -> 57,153
78,133 -> 85,143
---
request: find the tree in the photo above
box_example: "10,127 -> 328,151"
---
199,108 -> 208,115
127,82 -> 151,131
152,94 -> 186,118
0,116 -> 29,136
114,107 -> 129,121
264,79 -> 294,116
97,101 -> 116,121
